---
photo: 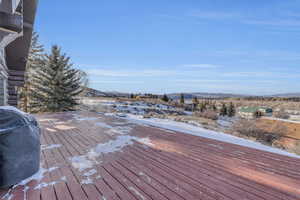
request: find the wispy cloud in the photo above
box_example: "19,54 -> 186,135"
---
90,80 -> 143,84
85,69 -> 178,77
243,19 -> 300,27
160,10 -> 300,27
187,11 -> 238,20
211,50 -> 300,61
182,64 -> 219,68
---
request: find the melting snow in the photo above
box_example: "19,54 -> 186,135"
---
95,122 -> 113,129
128,187 -> 146,200
83,169 -> 97,177
69,135 -> 152,172
1,189 -> 13,200
14,166 -> 59,187
81,177 -> 94,185
34,176 -> 67,190
124,114 -> 300,159
41,144 -> 62,151
69,155 -> 96,172
1,166 -> 61,200
138,172 -> 152,183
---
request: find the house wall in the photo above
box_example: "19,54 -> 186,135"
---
0,45 -> 8,105
0,0 -> 38,107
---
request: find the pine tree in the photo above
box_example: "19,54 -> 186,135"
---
192,96 -> 199,111
192,97 -> 199,105
180,93 -> 185,104
199,102 -> 206,112
18,32 -> 44,112
227,102 -> 235,117
161,94 -> 169,102
220,103 -> 227,116
254,110 -> 262,118
212,102 -> 217,111
30,45 -> 85,112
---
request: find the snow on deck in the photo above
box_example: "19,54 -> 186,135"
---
1,111 -> 299,200
124,114 -> 300,159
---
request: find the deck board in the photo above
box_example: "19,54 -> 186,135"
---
1,111 -> 300,200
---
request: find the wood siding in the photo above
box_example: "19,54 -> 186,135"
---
0,0 -> 37,107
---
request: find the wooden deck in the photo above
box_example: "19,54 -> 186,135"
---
1,111 -> 300,200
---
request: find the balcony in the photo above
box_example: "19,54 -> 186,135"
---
0,111 -> 300,199
0,0 -> 22,14
0,11 -> 23,33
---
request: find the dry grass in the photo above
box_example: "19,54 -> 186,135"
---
232,119 -> 286,145
256,119 -> 300,140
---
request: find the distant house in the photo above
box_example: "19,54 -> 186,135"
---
0,0 -> 38,106
238,106 -> 273,119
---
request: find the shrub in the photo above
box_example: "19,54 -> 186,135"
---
194,110 -> 218,120
232,119 -> 286,145
273,110 -> 290,119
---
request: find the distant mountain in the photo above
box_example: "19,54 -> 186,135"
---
267,93 -> 300,98
83,88 -> 130,98
167,93 -> 246,99
82,88 -> 300,99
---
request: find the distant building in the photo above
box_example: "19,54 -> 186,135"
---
0,0 -> 38,106
238,106 -> 273,119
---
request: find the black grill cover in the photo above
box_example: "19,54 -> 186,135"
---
0,107 -> 40,188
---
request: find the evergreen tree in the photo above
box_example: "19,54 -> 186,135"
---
30,45 -> 85,112
254,110 -> 262,118
180,93 -> 185,104
130,93 -> 134,99
220,103 -> 227,116
18,32 -> 44,112
161,94 -> 169,102
212,102 -> 217,111
192,96 -> 199,105
227,102 -> 236,117
199,102 -> 206,112
192,96 -> 199,111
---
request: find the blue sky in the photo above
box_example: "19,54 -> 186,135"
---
35,0 -> 300,95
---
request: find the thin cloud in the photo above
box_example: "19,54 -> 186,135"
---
187,11 -> 238,20
85,69 -> 179,77
182,64 -> 219,68
244,19 -> 300,27
184,10 -> 300,27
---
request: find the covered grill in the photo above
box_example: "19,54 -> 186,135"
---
0,106 -> 40,188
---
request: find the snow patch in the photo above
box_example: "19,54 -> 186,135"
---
136,137 -> 153,147
1,189 -> 13,200
41,144 -> 62,151
72,114 -> 98,121
95,122 -> 113,129
128,187 -> 146,200
1,166 -> 61,200
34,176 -> 66,190
125,114 -> 300,159
69,135 -> 151,172
14,166 -> 59,187
83,169 -> 97,177
81,177 -> 93,185
208,143 -> 223,150
69,155 -> 96,172
106,126 -> 133,135
93,135 -> 135,154
138,172 -> 151,183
